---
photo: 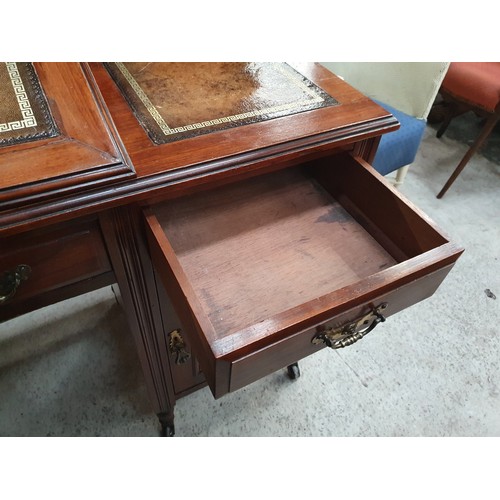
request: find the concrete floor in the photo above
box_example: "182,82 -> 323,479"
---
1,115 -> 499,437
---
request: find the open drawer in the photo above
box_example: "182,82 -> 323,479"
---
144,153 -> 463,399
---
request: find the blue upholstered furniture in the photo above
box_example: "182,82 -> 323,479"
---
372,99 -> 427,177
320,62 -> 449,187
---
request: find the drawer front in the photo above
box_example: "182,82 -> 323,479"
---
228,264 -> 454,392
1,217 -> 113,320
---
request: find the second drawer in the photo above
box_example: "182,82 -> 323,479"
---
1,216 -> 114,321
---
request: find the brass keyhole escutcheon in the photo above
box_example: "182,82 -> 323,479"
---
168,329 -> 191,365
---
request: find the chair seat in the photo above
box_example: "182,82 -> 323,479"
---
372,100 -> 426,176
442,63 -> 500,113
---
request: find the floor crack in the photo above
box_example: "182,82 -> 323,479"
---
335,351 -> 368,387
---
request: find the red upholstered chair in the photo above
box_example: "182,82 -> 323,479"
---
435,62 -> 500,198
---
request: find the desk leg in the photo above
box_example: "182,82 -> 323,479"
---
100,207 -> 176,436
158,409 -> 175,437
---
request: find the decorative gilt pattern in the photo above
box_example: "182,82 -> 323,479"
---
114,62 -> 172,135
114,62 -> 328,136
0,62 -> 38,133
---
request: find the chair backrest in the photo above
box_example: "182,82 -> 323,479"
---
320,62 -> 449,120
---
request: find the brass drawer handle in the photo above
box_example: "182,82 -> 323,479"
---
0,264 -> 32,305
312,303 -> 387,349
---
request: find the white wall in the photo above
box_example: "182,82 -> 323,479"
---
320,62 -> 449,119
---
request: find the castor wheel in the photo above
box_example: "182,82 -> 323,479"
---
286,362 -> 300,380
160,424 -> 175,437
158,411 -> 175,437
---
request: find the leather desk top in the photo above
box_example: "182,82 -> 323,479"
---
0,62 -> 58,147
0,62 -> 399,235
105,62 -> 338,144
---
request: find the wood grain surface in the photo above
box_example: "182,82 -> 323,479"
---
153,167 -> 396,339
145,155 -> 463,398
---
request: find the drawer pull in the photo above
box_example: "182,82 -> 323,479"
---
312,303 -> 387,349
0,264 -> 32,305
168,329 -> 191,365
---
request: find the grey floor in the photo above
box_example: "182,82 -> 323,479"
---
1,115 -> 499,437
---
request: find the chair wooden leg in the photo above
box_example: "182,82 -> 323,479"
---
436,102 -> 466,138
436,108 -> 454,138
437,114 -> 499,198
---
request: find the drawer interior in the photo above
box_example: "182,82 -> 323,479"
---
145,152 -> 461,397
148,153 -> 449,343
153,166 -> 398,339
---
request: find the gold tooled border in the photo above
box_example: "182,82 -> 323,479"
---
0,62 -> 38,133
114,62 -> 328,136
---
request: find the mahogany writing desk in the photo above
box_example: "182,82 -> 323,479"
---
0,63 -> 463,436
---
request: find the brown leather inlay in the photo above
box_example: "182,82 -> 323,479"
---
105,62 -> 338,144
0,62 -> 59,147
